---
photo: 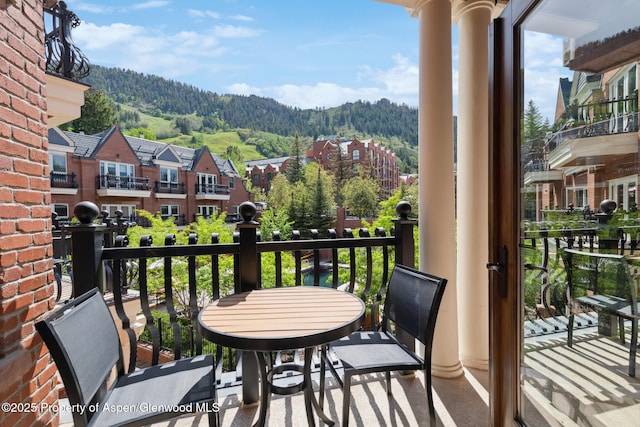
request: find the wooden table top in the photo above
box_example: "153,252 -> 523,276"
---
197,286 -> 365,352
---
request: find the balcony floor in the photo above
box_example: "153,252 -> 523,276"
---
148,366 -> 489,426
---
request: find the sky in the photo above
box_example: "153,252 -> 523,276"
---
63,0 -> 569,121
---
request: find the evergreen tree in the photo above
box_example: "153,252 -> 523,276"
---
62,88 -> 117,134
308,164 -> 335,236
286,133 -> 305,184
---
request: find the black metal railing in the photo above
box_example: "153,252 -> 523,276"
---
65,200 -> 417,397
44,1 -> 90,80
195,183 -> 230,195
50,171 -> 78,188
546,94 -> 639,153
96,175 -> 150,190
154,181 -> 186,194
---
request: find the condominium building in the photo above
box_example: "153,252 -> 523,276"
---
49,126 -> 252,225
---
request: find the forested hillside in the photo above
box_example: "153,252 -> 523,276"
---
82,65 -> 455,173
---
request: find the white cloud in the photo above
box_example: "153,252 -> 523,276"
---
213,25 -> 262,38
73,22 -> 145,50
131,1 -> 169,10
225,54 -> 421,109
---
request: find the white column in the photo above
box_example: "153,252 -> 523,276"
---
416,0 -> 462,378
455,0 -> 493,370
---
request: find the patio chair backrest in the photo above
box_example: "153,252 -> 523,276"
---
36,288 -> 123,411
383,265 -> 448,348
563,249 -> 638,313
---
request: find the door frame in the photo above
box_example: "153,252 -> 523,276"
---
489,0 -> 538,425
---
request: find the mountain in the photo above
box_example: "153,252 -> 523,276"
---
82,65 -> 428,172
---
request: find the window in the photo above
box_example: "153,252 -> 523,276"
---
197,173 -> 217,193
160,205 -> 179,218
198,205 -> 217,218
100,161 -> 134,177
102,204 -> 136,220
609,175 -> 638,211
352,150 -> 360,161
52,204 -> 69,218
229,177 -> 235,189
49,153 -> 67,174
160,167 -> 179,189
565,186 -> 588,208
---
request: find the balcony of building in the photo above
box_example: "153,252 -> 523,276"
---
50,171 -> 79,195
155,181 -> 187,199
51,200 -> 640,427
523,160 -> 564,185
44,1 -> 90,128
95,174 -> 152,197
195,183 -> 231,201
545,94 -> 639,170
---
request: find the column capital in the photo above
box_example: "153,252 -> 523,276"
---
452,0 -> 496,22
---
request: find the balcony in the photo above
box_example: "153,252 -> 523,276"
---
155,181 -> 187,199
50,171 -> 79,195
546,95 -> 639,170
195,183 -> 231,201
96,175 -> 152,197
523,160 -> 563,185
44,1 -> 90,127
55,202 -> 640,426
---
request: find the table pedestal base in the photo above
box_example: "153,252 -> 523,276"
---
253,349 -> 335,427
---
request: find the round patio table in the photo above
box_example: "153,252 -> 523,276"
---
198,286 -> 365,427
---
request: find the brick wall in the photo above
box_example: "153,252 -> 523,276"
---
0,1 -> 59,426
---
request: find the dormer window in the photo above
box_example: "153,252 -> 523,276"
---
49,153 -> 67,174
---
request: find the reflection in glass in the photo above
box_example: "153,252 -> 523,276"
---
520,0 -> 640,424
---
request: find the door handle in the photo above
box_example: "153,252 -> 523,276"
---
487,244 -> 508,299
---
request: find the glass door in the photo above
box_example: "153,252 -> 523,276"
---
491,0 -> 640,424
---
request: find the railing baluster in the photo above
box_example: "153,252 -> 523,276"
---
273,231 -> 282,287
328,229 -> 339,288
343,228 -> 356,293
311,229 -> 320,286
188,233 -> 202,356
293,230 -> 302,286
359,228 -> 373,304
163,234 -> 182,359
138,235 -> 160,365
211,233 -> 220,300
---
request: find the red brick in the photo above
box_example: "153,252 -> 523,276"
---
37,362 -> 58,386
0,234 -> 31,251
0,204 -> 30,219
0,312 -> 19,332
0,171 -> 29,188
0,154 -> 11,170
1,290 -> 32,311
30,176 -> 50,191
16,219 -> 45,233
33,259 -> 52,274
14,158 -> 43,176
17,247 -> 46,263
0,136 -> 29,158
13,126 -> 43,147
0,188 -> 12,203
32,232 -> 52,246
0,280 -> 19,298
15,190 -> 44,204
0,217 -> 17,234
29,148 -> 48,163
19,274 -> 46,295
0,266 -> 23,285
31,206 -> 51,218
0,251 -> 18,268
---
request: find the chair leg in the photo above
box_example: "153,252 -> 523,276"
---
342,373 -> 352,427
385,371 -> 391,395
319,346 -> 326,410
567,314 -> 574,347
629,319 -> 637,377
425,369 -> 436,426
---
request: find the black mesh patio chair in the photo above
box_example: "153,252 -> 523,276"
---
36,288 -> 219,427
320,264 -> 447,426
